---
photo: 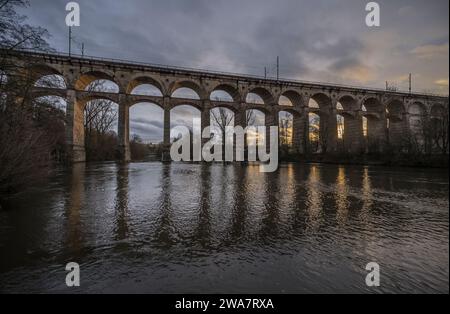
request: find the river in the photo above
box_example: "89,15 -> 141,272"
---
0,162 -> 448,293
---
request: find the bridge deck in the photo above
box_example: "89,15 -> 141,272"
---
4,48 -> 448,99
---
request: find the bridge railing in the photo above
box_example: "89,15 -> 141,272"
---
3,47 -> 449,98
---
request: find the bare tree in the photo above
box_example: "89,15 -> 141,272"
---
84,99 -> 117,135
130,133 -> 150,160
246,109 -> 256,126
131,133 -> 142,143
0,0 -> 51,51
428,111 -> 449,154
309,114 -> 320,153
0,1 -> 62,202
279,112 -> 292,146
83,81 -> 119,161
211,107 -> 233,160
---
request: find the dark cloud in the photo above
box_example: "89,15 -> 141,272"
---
131,117 -> 164,129
21,0 -> 448,79
330,56 -> 363,72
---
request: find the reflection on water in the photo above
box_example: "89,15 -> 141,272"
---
0,162 -> 448,293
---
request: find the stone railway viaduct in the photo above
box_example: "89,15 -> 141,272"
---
3,50 -> 449,162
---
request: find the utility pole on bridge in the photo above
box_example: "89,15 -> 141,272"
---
68,26 -> 72,57
409,73 -> 412,94
276,56 -> 279,80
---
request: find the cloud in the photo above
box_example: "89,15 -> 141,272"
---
435,79 -> 449,86
131,117 -> 164,129
337,65 -> 374,83
411,43 -> 449,59
398,5 -> 416,17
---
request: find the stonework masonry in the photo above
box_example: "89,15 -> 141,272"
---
3,50 -> 448,162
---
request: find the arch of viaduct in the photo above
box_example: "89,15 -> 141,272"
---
3,50 -> 449,162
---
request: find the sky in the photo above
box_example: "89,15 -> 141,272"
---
21,0 -> 449,142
